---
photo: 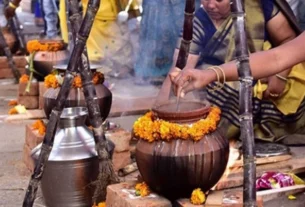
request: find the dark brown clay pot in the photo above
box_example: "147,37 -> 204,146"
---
33,50 -> 69,81
135,101 -> 229,200
43,84 -> 112,121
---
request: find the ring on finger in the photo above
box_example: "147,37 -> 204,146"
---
269,93 -> 280,97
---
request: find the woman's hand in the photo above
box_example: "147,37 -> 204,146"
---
263,75 -> 286,99
169,67 -> 216,97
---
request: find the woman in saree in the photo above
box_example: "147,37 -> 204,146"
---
170,0 -> 305,144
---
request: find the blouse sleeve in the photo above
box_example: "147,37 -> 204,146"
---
262,0 -> 280,22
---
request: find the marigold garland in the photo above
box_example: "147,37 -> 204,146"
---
8,108 -> 18,115
135,182 -> 150,197
19,74 -> 29,83
44,72 -> 105,89
26,40 -> 65,53
133,106 -> 221,142
190,188 -> 206,205
32,120 -> 46,135
8,100 -> 18,106
92,202 -> 105,207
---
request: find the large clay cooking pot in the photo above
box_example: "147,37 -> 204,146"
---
43,84 -> 112,121
33,40 -> 69,81
135,101 -> 229,200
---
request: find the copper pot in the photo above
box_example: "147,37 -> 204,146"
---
43,84 -> 112,121
33,50 -> 69,81
135,101 -> 229,200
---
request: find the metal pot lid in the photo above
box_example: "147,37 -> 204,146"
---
31,107 -> 97,161
53,63 -> 102,70
255,142 -> 290,157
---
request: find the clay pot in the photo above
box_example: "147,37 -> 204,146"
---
32,40 -> 69,81
135,101 -> 229,200
43,84 -> 112,121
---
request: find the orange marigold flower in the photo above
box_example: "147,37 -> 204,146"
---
190,188 -> 206,205
92,202 -> 105,207
44,74 -> 59,88
8,108 -> 18,115
92,72 -> 105,85
73,75 -> 82,88
27,40 -> 65,53
32,120 -> 46,135
19,74 -> 29,83
133,106 -> 221,142
135,182 -> 150,197
8,100 -> 18,106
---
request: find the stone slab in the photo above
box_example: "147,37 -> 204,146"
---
106,128 -> 132,153
25,124 -> 44,150
113,150 -> 132,172
18,95 -> 39,109
18,82 -> 39,96
0,56 -> 27,68
0,68 -> 26,79
22,143 -> 34,172
106,181 -> 172,207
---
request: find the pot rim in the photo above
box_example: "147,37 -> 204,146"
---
152,100 -> 211,123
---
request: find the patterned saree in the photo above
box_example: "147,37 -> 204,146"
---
191,0 -> 305,143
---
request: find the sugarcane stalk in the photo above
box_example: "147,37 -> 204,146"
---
22,0 -> 102,206
230,0 -> 256,206
176,0 -> 195,69
3,0 -> 27,55
68,0 -> 119,203
0,27 -> 21,82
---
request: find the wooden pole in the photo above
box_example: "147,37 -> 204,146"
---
230,0 -> 256,206
22,0 -> 101,206
176,0 -> 195,70
68,0 -> 118,203
0,28 -> 21,82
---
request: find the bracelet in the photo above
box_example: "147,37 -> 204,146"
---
275,74 -> 288,82
9,2 -> 17,9
207,66 -> 226,91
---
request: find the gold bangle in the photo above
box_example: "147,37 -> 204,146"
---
207,67 -> 223,91
213,66 -> 226,85
9,2 -> 17,9
275,74 -> 288,82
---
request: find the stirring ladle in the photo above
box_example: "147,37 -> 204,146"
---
117,0 -> 134,23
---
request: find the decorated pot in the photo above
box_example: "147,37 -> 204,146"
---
30,40 -> 69,81
31,107 -> 99,207
43,84 -> 112,121
134,101 -> 229,200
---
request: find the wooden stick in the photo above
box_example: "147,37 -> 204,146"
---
22,0 -> 101,206
68,0 -> 118,203
0,28 -> 21,82
230,0 -> 256,206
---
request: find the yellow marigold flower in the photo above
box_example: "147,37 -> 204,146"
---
135,182 -> 150,197
44,74 -> 59,88
32,120 -> 46,135
92,72 -> 105,85
92,202 -> 105,207
8,107 -> 18,115
19,74 -> 29,83
73,75 -> 82,88
190,188 -> 206,205
132,107 -> 221,142
8,100 -> 18,106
